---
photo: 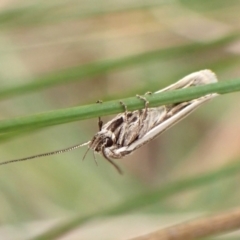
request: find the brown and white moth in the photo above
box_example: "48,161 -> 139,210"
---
0,70 -> 218,174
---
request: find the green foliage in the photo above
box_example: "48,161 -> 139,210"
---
1,1 -> 240,239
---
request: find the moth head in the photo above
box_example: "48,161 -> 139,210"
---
90,129 -> 116,152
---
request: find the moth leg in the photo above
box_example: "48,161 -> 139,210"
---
93,151 -> 98,166
82,147 -> 90,160
119,101 -> 128,116
136,94 -> 149,119
118,101 -> 129,145
96,100 -> 103,130
136,95 -> 149,110
98,117 -> 103,131
119,100 -> 129,125
166,102 -> 189,117
102,147 -> 123,174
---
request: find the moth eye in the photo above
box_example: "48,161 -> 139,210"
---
105,137 -> 113,147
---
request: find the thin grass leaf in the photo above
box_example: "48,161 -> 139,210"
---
0,78 -> 239,134
0,3 -> 148,26
0,33 -> 238,99
0,1 -> 190,27
31,159 -> 240,240
1,0 -> 239,27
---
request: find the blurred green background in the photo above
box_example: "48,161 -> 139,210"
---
0,0 -> 240,239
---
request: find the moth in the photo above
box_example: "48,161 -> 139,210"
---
0,70 -> 218,174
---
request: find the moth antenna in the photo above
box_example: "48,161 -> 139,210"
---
0,141 -> 91,166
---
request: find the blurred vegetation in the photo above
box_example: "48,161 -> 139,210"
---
0,0 -> 240,239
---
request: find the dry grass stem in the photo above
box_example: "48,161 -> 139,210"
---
131,208 -> 240,240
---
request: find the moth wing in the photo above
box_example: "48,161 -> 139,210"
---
113,69 -> 218,156
155,69 -> 217,94
122,93 -> 218,153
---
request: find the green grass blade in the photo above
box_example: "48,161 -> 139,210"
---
0,78 -> 239,134
0,33 -> 238,99
0,1 -> 166,27
31,159 -> 240,240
